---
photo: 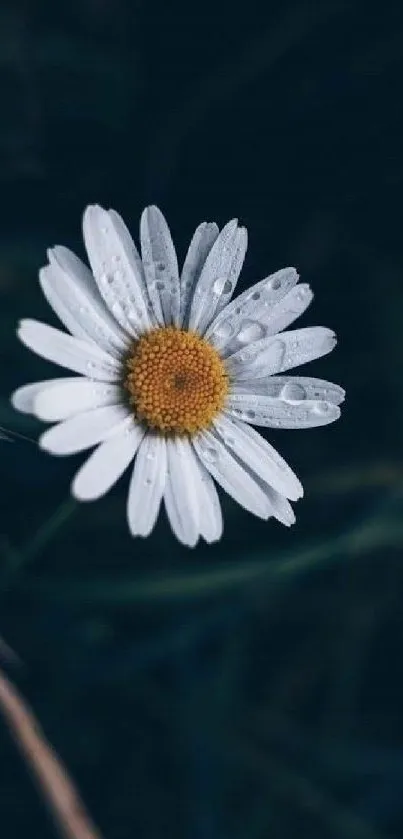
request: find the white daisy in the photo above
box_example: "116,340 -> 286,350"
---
11,205 -> 344,547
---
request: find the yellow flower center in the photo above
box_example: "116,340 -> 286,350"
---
124,327 -> 229,435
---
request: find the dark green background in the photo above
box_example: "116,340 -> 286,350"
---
1,0 -> 403,836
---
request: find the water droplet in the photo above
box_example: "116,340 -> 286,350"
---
214,321 -> 234,341
239,346 -> 259,363
245,409 -> 256,420
156,261 -> 166,272
111,302 -> 122,320
236,320 -> 266,344
144,477 -> 153,486
280,382 -> 306,403
156,281 -> 165,291
296,288 -> 307,301
313,401 -> 330,414
212,277 -> 227,296
202,446 -> 219,463
146,450 -> 156,460
112,254 -> 121,264
251,291 -> 261,301
222,280 -> 233,294
260,340 -> 286,374
266,275 -> 282,291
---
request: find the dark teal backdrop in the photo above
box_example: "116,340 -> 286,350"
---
1,0 -> 403,837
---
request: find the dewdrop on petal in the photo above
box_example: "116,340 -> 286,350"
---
11,204 -> 344,546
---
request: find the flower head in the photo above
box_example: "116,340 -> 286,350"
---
12,206 -> 344,546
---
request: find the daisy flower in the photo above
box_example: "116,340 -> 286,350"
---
11,206 -> 344,546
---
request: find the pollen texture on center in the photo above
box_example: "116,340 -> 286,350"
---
124,327 -> 229,435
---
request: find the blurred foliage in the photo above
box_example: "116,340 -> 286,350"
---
1,0 -> 403,837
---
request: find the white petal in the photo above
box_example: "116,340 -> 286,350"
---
188,221 -> 248,334
34,379 -> 122,421
210,428 -> 296,527
107,209 -> 158,331
226,392 -> 341,429
163,437 -> 201,547
40,247 -> 129,356
264,487 -> 296,527
107,210 -> 154,303
140,206 -> 180,326
11,378 -> 79,415
190,449 -> 223,543
193,427 -> 271,519
216,284 -> 313,358
180,222 -> 219,327
260,283 -> 313,337
72,423 -> 145,501
17,320 -> 121,381
232,375 -> 345,403
127,434 -> 167,537
226,326 -> 337,380
206,267 -> 299,349
39,405 -> 131,455
211,227 -> 248,321
82,204 -> 153,337
213,413 -> 303,501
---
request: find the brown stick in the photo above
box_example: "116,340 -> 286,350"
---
0,669 -> 104,839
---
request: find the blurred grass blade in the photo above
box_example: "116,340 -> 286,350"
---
0,498 -> 78,591
23,499 -> 403,604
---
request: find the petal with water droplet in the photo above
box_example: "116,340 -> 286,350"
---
41,246 -> 129,356
140,206 -> 180,327
127,434 -> 167,536
206,267 -> 299,349
83,204 -> 154,336
262,283 -> 313,336
164,437 -> 201,546
188,221 -> 247,334
213,414 -> 303,500
193,427 -> 272,518
232,376 -> 345,404
226,392 -> 341,428
180,222 -> 219,327
227,327 -> 337,380
17,320 -> 121,381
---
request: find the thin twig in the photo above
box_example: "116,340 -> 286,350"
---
0,669 -> 104,839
